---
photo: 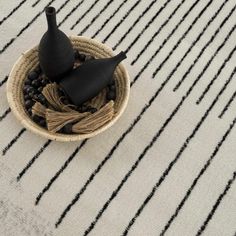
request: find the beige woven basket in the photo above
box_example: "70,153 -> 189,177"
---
7,36 -> 130,142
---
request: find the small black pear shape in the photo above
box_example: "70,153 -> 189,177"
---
59,51 -> 127,106
38,6 -> 75,80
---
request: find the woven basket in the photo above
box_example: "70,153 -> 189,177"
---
7,36 -> 130,142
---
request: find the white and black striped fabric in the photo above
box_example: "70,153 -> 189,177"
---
0,0 -> 236,235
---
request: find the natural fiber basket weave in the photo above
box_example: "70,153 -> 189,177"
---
7,36 -> 130,142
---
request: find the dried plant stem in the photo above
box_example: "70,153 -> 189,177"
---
32,102 -> 46,118
72,101 -> 114,134
42,83 -> 75,112
46,109 -> 90,133
32,85 -> 115,134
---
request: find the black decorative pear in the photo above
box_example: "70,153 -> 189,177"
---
38,6 -> 74,80
59,51 -> 127,106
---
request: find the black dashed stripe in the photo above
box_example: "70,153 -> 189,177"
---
70,0 -> 100,30
0,108 -> 11,122
0,76 -> 8,88
173,5 -> 236,92
123,66 -> 236,236
218,89 -> 236,118
16,140 -> 52,181
91,0 -> 128,39
161,69 -> 236,235
55,63 -> 179,228
58,0 -> 86,27
54,9 -> 225,222
0,0 -> 27,26
78,0 -> 114,35
157,0 -> 230,94
132,0 -> 199,83
102,0 -> 142,43
127,0 -> 175,57
32,0 -> 41,7
2,128 -> 26,156
194,27 -> 236,105
196,170 -> 236,236
130,0 -> 187,65
0,0 -> 57,55
193,25 -> 236,103
56,0 -> 72,14
1,2 -> 234,235
35,140 -> 87,205
196,44 -> 236,104
152,0 -> 214,78
112,0 -> 158,51
82,39 -> 236,236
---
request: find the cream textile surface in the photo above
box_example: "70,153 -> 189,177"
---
0,0 -> 236,235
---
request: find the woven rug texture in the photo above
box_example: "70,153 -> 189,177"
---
0,0 -> 236,235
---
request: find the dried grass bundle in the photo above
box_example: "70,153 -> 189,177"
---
32,102 -> 46,118
46,109 -> 90,133
42,83 -> 75,112
72,100 -> 114,134
31,85 -> 115,134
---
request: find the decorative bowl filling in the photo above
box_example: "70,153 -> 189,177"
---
7,36 -> 130,142
23,50 -> 117,135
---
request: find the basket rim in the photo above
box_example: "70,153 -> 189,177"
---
7,35 -> 130,142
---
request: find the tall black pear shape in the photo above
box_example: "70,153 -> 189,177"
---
59,51 -> 127,106
38,7 -> 74,80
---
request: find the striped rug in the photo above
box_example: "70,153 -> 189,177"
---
0,0 -> 236,235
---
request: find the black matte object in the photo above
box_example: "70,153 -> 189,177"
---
38,7 -> 75,81
59,51 -> 126,106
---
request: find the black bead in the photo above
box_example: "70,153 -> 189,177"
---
90,107 -> 97,113
78,53 -> 86,62
23,85 -> 30,93
75,106 -> 81,112
25,100 -> 34,109
33,94 -> 40,101
32,115 -> 41,123
24,79 -> 31,85
26,86 -> 34,94
79,105 -> 87,113
108,78 -> 115,86
32,80 -> 41,88
38,94 -> 44,99
34,65 -> 42,74
58,88 -> 65,97
109,84 -> 116,91
28,71 -> 39,80
106,90 -> 116,100
28,92 -> 34,98
27,109 -> 32,116
24,94 -> 30,100
74,49 -> 80,59
39,119 -> 46,127
32,88 -> 38,94
38,87 -> 43,92
61,123 -> 73,134
62,98 -> 69,105
42,98 -> 47,104
38,94 -> 46,104
86,105 -> 92,111
41,78 -> 48,86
